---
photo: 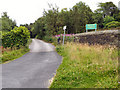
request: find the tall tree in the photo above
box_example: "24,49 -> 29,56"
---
43,4 -> 59,36
93,10 -> 104,29
31,17 -> 46,39
97,2 -> 119,18
71,1 -> 94,33
1,12 -> 16,31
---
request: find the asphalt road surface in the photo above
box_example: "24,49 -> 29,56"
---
1,39 -> 62,88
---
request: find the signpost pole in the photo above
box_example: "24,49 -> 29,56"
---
63,26 -> 66,45
63,29 -> 65,45
95,24 -> 97,32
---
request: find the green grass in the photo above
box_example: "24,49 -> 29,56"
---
1,47 -> 30,64
50,42 -> 119,88
0,39 -> 32,64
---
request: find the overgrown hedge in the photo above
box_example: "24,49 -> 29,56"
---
2,26 -> 30,49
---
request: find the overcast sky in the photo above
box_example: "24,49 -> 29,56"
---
0,0 -> 119,26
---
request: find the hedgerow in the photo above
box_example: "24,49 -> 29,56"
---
2,26 -> 30,49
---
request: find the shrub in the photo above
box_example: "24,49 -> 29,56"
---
104,21 -> 120,29
103,16 -> 115,25
2,26 -> 30,49
43,35 -> 53,43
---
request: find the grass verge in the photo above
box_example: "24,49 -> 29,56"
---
50,42 -> 119,88
1,47 -> 29,64
0,39 -> 32,64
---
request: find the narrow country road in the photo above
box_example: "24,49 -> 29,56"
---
2,39 -> 62,88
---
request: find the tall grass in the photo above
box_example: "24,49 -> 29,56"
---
50,42 -> 118,88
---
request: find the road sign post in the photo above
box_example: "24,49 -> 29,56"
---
63,26 -> 66,45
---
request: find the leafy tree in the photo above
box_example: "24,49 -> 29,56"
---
93,11 -> 104,29
32,17 -> 46,39
103,16 -> 115,26
71,1 -> 94,33
43,4 -> 59,36
31,1 -> 119,41
1,12 -> 16,31
113,12 -> 120,22
60,8 -> 73,34
97,2 -> 119,17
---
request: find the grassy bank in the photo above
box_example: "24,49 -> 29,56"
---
1,47 -> 30,64
50,42 -> 118,88
1,39 -> 32,64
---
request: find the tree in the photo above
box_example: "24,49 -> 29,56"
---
71,1 -> 94,33
43,4 -> 59,36
93,10 -> 104,29
32,17 -> 46,39
103,16 -> 115,25
113,12 -> 120,22
97,2 -> 119,18
59,8 -> 73,34
1,12 -> 16,31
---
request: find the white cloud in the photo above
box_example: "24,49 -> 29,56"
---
0,0 -> 119,26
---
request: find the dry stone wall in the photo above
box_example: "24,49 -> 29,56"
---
74,30 -> 120,47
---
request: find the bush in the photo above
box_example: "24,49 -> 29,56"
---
65,36 -> 75,43
103,16 -> 115,25
2,26 -> 30,49
104,21 -> 120,29
43,35 -> 54,43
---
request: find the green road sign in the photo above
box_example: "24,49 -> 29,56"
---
86,24 -> 97,32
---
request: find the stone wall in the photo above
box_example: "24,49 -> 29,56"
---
74,30 -> 120,47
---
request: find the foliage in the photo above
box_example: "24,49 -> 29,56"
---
93,11 -> 104,29
20,23 -> 33,30
43,5 -> 60,36
16,1 -> 120,40
103,16 -> 115,24
50,43 -> 118,88
1,47 -> 30,64
32,17 -> 46,39
97,2 -> 119,17
43,36 -> 54,43
1,12 -> 16,31
2,26 -> 30,49
0,18 -> 2,31
93,2 -> 119,29
71,2 -> 94,33
113,12 -> 120,22
31,1 -> 94,39
20,23 -> 34,37
104,21 -> 120,29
